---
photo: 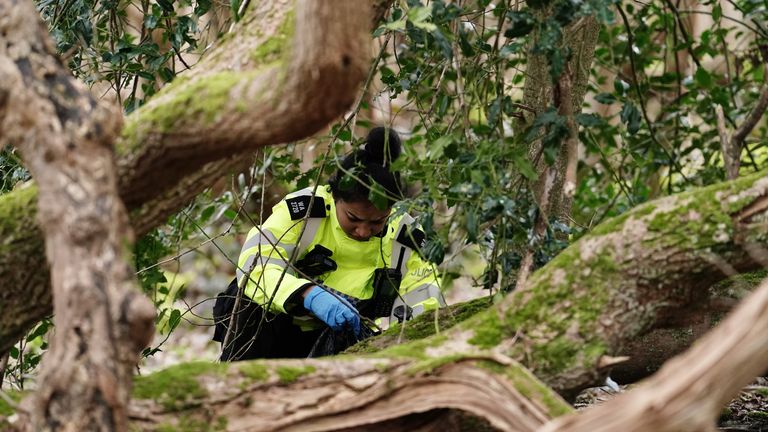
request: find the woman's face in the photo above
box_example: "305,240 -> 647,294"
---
335,199 -> 391,242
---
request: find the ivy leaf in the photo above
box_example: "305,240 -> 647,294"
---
613,78 -> 629,96
466,210 -> 478,242
368,182 -> 390,210
408,6 -> 437,31
168,309 -> 182,331
694,68 -> 713,89
513,154 -> 538,180
194,0 -> 211,16
620,102 -> 642,135
230,0 -> 241,22
575,113 -> 603,127
157,0 -> 174,13
595,92 -> 616,105
422,238 -> 445,265
505,10 -> 535,39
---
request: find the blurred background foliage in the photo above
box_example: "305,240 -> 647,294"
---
1,0 -> 766,387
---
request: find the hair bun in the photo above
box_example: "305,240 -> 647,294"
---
364,126 -> 402,166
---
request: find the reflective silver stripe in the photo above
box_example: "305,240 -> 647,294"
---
388,283 -> 444,321
237,254 -> 290,281
298,218 -> 322,257
402,283 -> 445,307
241,230 -> 295,257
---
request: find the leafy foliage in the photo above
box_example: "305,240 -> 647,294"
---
36,0 -> 219,112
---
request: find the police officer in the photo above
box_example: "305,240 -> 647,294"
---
215,127 -> 445,360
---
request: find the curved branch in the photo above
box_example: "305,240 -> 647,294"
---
127,357 -> 565,431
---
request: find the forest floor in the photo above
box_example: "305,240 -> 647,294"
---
575,378 -> 768,431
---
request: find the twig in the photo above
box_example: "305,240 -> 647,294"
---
715,105 -> 738,180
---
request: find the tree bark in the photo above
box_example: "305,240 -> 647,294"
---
1,1 -> 154,429
125,357 -> 566,431
522,16 -> 601,222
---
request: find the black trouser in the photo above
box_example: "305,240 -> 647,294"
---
213,279 -> 321,361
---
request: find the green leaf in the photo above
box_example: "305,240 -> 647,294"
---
194,0 -> 211,16
712,3 -> 722,21
513,154 -> 538,180
157,0 -> 174,13
504,11 -> 535,39
575,113 -> 603,127
200,205 -> 215,223
223,209 -> 238,220
230,0 -> 241,22
368,182 -> 390,210
613,78 -> 629,96
408,5 -> 437,31
595,92 -> 616,105
383,18 -> 406,31
169,309 -> 182,331
694,68 -> 713,89
620,102 -> 642,135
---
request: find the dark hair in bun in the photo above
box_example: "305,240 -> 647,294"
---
329,126 -> 404,207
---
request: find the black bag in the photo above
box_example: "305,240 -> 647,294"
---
213,278 -> 319,361
307,325 -> 378,357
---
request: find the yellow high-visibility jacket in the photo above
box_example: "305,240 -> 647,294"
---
236,185 -> 445,330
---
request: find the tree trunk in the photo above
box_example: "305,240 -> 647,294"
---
1,1 -> 154,429
522,16 -> 601,221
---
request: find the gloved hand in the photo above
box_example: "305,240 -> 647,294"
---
303,286 -> 361,336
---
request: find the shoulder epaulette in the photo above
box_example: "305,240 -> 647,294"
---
285,195 -> 328,221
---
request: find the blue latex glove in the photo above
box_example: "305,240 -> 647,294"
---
303,286 -> 361,336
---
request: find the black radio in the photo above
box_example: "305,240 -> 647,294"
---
295,245 -> 337,277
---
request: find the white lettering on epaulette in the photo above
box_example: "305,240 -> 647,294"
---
291,200 -> 306,215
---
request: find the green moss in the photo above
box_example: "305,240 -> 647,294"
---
748,410 -> 768,420
407,353 -> 468,376
378,334 -> 449,360
118,70 -> 254,154
478,360 -> 572,418
0,184 -> 38,236
0,390 -> 22,417
239,362 -> 269,382
275,365 -> 315,384
133,362 -> 227,411
250,9 -> 295,65
345,297 -> 491,355
466,310 -> 504,348
589,201 -> 656,237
